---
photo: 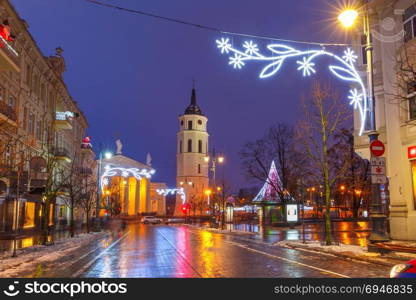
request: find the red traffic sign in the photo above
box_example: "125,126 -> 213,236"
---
370,140 -> 385,157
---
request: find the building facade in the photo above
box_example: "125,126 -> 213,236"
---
100,150 -> 156,217
176,87 -> 209,216
353,0 -> 416,240
0,0 -> 91,237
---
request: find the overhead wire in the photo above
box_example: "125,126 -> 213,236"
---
82,0 -> 356,47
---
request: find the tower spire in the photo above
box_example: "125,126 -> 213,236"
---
184,83 -> 203,115
191,86 -> 197,105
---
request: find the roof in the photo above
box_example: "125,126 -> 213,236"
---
184,88 -> 204,115
102,154 -> 153,171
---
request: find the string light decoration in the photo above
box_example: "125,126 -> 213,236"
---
156,188 -> 186,203
101,166 -> 155,192
216,38 -> 368,136
253,161 -> 294,203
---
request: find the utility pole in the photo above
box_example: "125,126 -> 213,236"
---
362,0 -> 389,242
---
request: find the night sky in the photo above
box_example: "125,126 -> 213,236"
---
11,0 -> 351,191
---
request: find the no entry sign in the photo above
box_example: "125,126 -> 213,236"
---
370,140 -> 385,157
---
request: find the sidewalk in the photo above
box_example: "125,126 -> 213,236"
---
275,240 -> 416,267
0,232 -> 108,278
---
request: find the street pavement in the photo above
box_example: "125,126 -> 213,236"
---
44,223 -> 390,278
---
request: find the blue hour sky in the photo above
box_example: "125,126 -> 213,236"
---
11,0 -> 351,191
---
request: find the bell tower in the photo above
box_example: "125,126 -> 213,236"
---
175,87 -> 209,216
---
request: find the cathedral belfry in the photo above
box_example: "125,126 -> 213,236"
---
175,86 -> 209,216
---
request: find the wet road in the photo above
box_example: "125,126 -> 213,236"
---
49,224 -> 390,278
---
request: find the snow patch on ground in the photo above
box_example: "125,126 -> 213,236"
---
275,240 -> 368,256
0,232 -> 105,278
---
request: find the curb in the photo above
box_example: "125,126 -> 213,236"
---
279,242 -> 407,267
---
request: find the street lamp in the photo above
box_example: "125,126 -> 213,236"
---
338,9 -> 359,28
95,149 -> 113,231
338,3 -> 389,242
205,149 -> 224,220
204,148 -> 224,188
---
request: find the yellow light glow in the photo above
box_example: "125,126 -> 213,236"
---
218,156 -> 224,163
205,189 -> 212,195
23,202 -> 35,228
204,156 -> 210,163
338,9 -> 359,28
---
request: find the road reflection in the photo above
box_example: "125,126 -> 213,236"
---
225,221 -> 370,246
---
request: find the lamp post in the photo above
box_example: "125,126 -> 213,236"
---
204,149 -> 224,218
94,148 -> 112,231
338,2 -> 389,242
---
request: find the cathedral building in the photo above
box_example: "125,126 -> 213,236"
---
100,140 -> 166,217
175,87 -> 209,216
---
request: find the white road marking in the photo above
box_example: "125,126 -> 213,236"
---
189,228 -> 350,278
232,243 -> 350,278
71,231 -> 130,278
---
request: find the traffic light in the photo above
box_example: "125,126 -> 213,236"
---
181,204 -> 187,213
181,203 -> 190,213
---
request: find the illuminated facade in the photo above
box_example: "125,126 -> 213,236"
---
0,0 -> 89,236
176,87 -> 209,216
352,0 -> 416,240
100,151 -> 159,216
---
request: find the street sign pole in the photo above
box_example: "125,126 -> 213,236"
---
368,136 -> 389,243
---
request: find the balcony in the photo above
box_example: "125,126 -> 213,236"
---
0,36 -> 20,73
52,147 -> 72,163
54,111 -> 73,130
0,101 -> 17,126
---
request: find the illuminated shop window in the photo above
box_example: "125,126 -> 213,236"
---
23,202 -> 35,228
411,160 -> 416,209
49,204 -> 54,226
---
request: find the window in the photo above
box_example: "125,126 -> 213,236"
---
32,74 -> 39,95
198,140 -> 202,153
411,160 -> 416,209
188,120 -> 193,130
403,4 -> 416,43
408,82 -> 416,120
25,64 -> 31,84
180,120 -> 184,126
187,139 -> 192,152
179,140 -> 183,153
40,84 -> 46,102
23,202 -> 35,228
8,95 -> 15,108
28,113 -> 35,135
198,120 -> 202,125
23,107 -> 28,130
0,85 -> 4,102
198,164 -> 201,174
36,120 -> 42,141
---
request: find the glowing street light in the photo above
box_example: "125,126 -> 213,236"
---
338,9 -> 359,28
104,152 -> 113,160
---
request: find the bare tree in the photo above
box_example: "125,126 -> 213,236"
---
329,128 -> 371,219
241,123 -> 297,202
78,157 -> 96,233
296,81 -> 352,245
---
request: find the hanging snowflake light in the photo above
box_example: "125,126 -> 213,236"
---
156,188 -> 186,203
100,167 -> 155,192
215,38 -> 368,136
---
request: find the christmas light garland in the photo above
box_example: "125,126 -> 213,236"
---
216,38 -> 367,136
